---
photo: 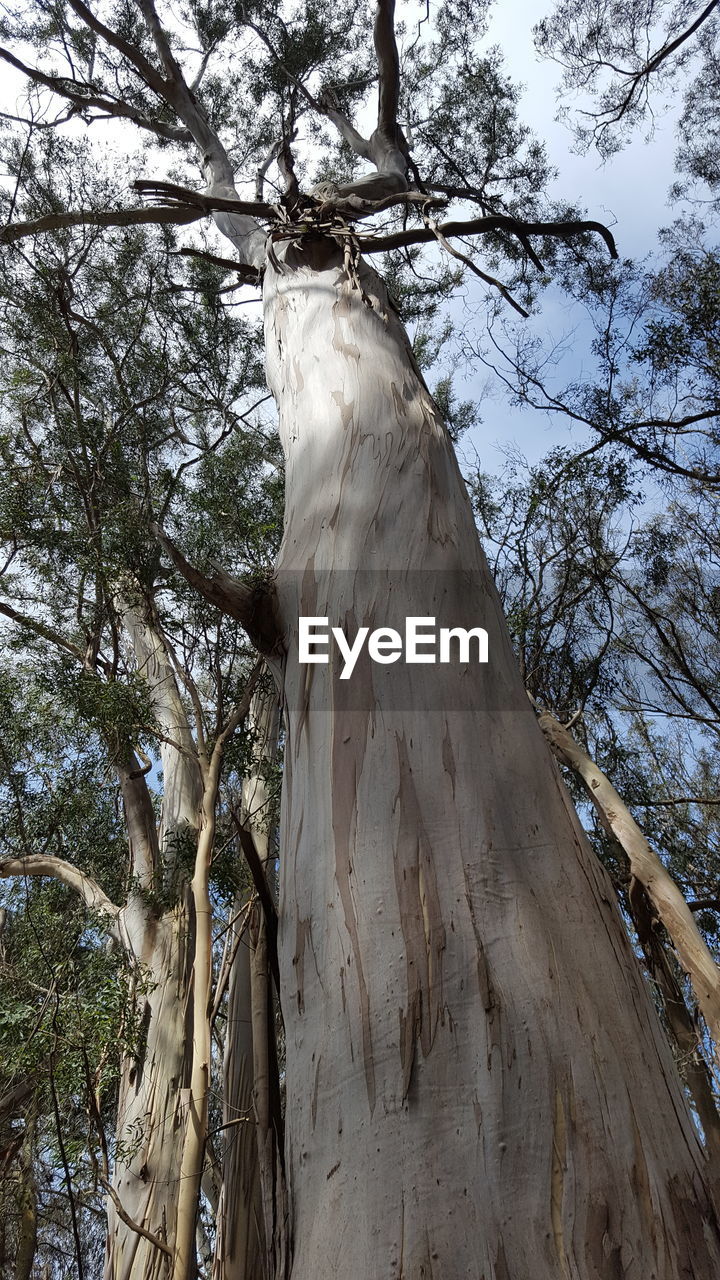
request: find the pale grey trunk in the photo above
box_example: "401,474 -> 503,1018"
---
628,878 -> 720,1190
105,605 -> 204,1280
105,904 -> 193,1280
261,242 -> 720,1278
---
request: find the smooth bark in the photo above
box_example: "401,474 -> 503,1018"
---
213,689 -> 278,1280
257,240 -> 720,1278
104,904 -> 193,1280
106,603 -> 204,1280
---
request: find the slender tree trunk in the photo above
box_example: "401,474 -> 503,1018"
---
627,876 -> 720,1183
213,690 -> 277,1280
104,901 -> 193,1280
14,1111 -> 37,1280
105,605 -> 204,1280
172,803 -> 215,1280
262,243 -> 720,1278
250,906 -> 288,1280
213,933 -> 262,1280
537,708 -> 720,1057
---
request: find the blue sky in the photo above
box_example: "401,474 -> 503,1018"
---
453,3 -> 684,473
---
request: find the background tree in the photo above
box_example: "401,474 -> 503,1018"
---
0,178 -> 283,1279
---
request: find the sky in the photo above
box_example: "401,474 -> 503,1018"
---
453,3 -> 685,473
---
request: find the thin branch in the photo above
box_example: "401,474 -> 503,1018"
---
176,246 -> 262,285
0,203 -> 202,245
594,0 -> 720,131
0,45 -> 192,142
421,210 -> 529,317
357,211 -> 619,259
0,599 -> 88,662
49,1053 -> 85,1280
100,1176 -> 172,1258
212,659 -> 265,759
0,855 -> 121,929
66,0 -> 170,98
82,1054 -> 173,1259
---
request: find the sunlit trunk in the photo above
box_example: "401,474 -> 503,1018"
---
262,243 -> 720,1278
105,605 -> 204,1280
104,902 -> 193,1280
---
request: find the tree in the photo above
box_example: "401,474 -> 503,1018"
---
469,445 -> 720,1154
2,2 -> 720,1277
0,198 -> 283,1278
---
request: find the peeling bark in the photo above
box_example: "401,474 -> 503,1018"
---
257,241 -> 720,1278
105,604 -> 204,1280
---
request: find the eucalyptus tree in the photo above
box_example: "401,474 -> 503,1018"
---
0,187 -> 282,1279
3,2 -> 720,1278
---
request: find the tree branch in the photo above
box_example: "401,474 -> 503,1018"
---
133,178 -> 273,219
420,210 -> 529,316
150,524 -> 281,656
176,246 -> 262,284
595,0 -> 720,131
0,600 -> 88,661
212,659 -> 265,760
100,1177 -> 172,1258
0,45 -> 192,142
0,855 -> 121,927
66,0 -> 265,266
374,0 -> 400,139
357,211 -> 618,259
66,0 -> 170,99
0,204 -> 202,245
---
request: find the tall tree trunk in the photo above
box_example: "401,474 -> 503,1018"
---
105,902 -> 193,1280
213,932 -> 262,1280
262,243 -> 720,1278
213,690 -> 277,1280
627,876 -> 720,1186
537,708 -> 720,1058
105,603 -> 204,1280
